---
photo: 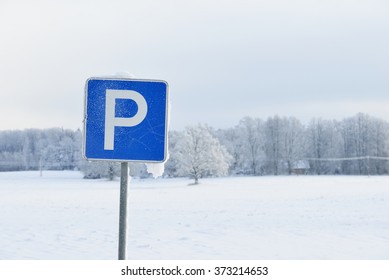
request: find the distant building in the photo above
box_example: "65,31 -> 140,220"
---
292,160 -> 310,175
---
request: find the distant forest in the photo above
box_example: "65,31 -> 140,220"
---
1,113 -> 388,178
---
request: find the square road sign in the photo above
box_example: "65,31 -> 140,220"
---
83,77 -> 168,162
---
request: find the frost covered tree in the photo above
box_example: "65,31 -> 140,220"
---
282,117 -> 305,174
339,113 -> 389,174
306,118 -> 343,174
307,119 -> 332,174
264,116 -> 285,175
164,131 -> 181,177
236,117 -> 264,175
215,127 -> 243,175
368,117 -> 389,174
173,124 -> 231,184
40,128 -> 82,170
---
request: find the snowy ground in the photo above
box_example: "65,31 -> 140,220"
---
0,171 -> 388,260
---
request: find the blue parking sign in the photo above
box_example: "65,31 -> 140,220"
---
83,77 -> 168,162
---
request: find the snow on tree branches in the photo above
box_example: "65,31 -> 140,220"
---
173,124 -> 232,184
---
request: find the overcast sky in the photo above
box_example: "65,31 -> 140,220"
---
1,0 -> 388,131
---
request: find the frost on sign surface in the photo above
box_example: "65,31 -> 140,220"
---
84,78 -> 168,162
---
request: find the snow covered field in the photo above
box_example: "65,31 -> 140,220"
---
0,171 -> 388,260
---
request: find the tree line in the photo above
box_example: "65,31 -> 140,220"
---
215,113 -> 389,176
0,113 -> 388,180
0,128 -> 82,172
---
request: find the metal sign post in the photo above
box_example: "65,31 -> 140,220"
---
118,162 -> 129,260
83,77 -> 168,260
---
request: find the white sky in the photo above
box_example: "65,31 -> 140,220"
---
0,0 -> 388,130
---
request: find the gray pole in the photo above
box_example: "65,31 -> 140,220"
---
118,162 -> 129,260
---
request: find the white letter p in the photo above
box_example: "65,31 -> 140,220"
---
104,89 -> 148,150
